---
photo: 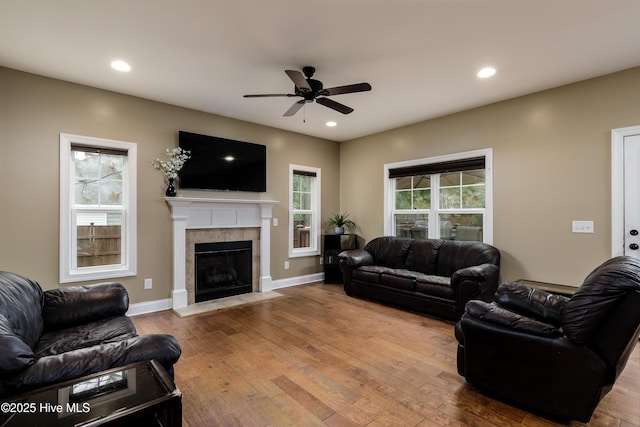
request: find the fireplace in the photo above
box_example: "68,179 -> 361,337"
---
195,241 -> 252,302
165,197 -> 278,310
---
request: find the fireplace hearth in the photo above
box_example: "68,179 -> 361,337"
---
195,240 -> 252,302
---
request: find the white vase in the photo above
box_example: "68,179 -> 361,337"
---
335,226 -> 345,235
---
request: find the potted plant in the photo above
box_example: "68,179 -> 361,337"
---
326,212 -> 356,235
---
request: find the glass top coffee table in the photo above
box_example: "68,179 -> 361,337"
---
0,360 -> 181,426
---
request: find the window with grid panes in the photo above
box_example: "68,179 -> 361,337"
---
60,133 -> 137,282
386,150 -> 492,243
289,165 -> 321,257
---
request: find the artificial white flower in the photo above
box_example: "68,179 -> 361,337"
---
152,147 -> 191,179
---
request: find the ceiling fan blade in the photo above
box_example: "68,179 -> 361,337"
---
320,82 -> 372,96
316,97 -> 354,114
244,93 -> 296,98
285,70 -> 311,93
283,100 -> 306,117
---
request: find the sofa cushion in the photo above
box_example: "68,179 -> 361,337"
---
5,335 -> 182,393
381,269 -> 417,291
415,275 -> 454,299
562,256 -> 640,344
34,316 -> 137,359
406,239 -> 442,274
353,265 -> 396,284
436,241 -> 500,277
363,237 -> 412,269
0,272 -> 43,349
0,315 -> 35,374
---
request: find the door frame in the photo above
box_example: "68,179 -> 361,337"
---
611,125 -> 640,256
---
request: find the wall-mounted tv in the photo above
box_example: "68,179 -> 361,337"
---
178,131 -> 267,192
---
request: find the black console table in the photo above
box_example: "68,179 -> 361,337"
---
323,234 -> 357,284
0,360 -> 181,426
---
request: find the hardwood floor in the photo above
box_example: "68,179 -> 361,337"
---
132,283 -> 640,427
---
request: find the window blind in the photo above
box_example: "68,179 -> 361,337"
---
71,144 -> 128,156
388,156 -> 485,178
293,169 -> 317,177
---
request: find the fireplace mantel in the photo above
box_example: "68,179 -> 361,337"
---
165,197 -> 278,309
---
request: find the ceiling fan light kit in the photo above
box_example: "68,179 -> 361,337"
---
244,66 -> 371,117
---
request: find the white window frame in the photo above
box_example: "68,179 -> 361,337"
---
60,133 -> 137,282
289,164 -> 321,258
383,148 -> 493,244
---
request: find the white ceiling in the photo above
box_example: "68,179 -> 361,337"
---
1,1 -> 639,142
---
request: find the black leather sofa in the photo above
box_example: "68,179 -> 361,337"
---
338,236 -> 500,321
0,271 -> 181,397
455,256 -> 640,422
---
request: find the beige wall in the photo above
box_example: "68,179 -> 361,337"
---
0,67 -> 340,303
3,65 -> 639,301
340,66 -> 640,286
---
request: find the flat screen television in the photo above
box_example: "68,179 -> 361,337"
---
178,131 -> 267,192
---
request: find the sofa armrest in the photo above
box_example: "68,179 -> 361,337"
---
338,249 -> 374,294
2,334 -> 181,393
0,314 -> 35,374
464,300 -> 563,338
338,249 -> 373,269
43,283 -> 129,331
495,282 -> 569,327
452,263 -> 499,283
451,263 -> 500,317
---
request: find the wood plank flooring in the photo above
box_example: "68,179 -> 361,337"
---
132,283 -> 640,427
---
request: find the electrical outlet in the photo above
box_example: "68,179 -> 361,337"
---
319,257 -> 324,265
273,218 -> 278,227
144,278 -> 152,289
284,261 -> 290,270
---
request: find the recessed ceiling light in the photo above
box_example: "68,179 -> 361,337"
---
477,67 -> 496,78
111,60 -> 131,72
326,121 -> 337,127
224,156 -> 235,161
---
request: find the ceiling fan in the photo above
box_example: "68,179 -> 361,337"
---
243,66 -> 372,117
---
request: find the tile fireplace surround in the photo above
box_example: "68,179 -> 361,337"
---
165,197 -> 278,310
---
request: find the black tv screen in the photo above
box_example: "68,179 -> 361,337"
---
178,131 -> 267,192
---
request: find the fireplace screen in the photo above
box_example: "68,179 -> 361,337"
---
194,240 -> 252,302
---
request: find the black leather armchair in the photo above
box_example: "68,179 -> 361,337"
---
455,257 -> 640,422
0,271 -> 181,397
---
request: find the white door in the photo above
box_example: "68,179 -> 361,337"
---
612,126 -> 640,258
624,134 -> 640,259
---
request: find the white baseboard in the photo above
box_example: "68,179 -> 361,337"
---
127,298 -> 172,316
268,273 -> 324,291
127,273 -> 324,316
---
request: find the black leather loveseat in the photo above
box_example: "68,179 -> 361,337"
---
0,271 -> 181,397
338,236 -> 500,321
455,256 -> 640,422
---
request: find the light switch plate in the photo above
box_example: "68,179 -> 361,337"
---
572,221 -> 594,233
